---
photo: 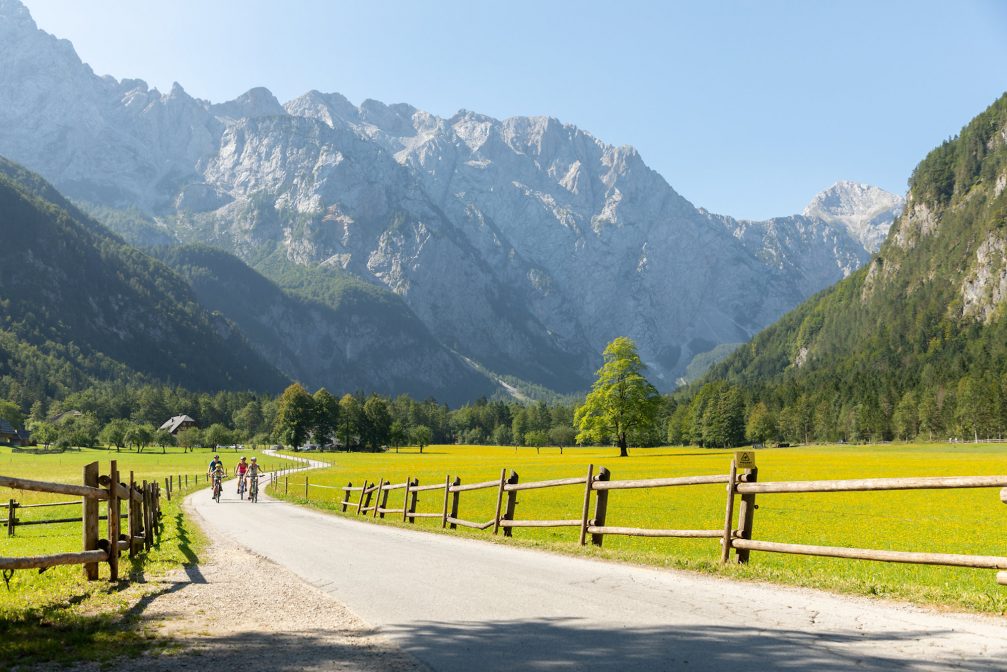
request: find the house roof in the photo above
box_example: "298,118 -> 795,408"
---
159,415 -> 197,433
0,419 -> 16,435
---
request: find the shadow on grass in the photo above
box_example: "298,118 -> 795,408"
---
381,617 -> 998,672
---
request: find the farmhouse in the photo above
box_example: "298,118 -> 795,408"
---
159,415 -> 198,435
0,419 -> 30,446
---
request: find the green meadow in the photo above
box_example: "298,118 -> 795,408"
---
269,443 -> 1007,614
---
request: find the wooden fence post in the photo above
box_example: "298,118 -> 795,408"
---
441,475 -> 452,528
127,470 -> 137,558
6,498 -> 14,537
1000,489 -> 1007,585
107,460 -> 120,581
591,467 -> 611,547
735,466 -> 759,564
578,464 -> 594,545
164,477 -> 171,501
285,476 -> 288,496
82,462 -> 99,579
502,471 -> 519,537
449,477 -> 461,530
493,468 -> 508,534
721,460 -> 738,564
342,482 -> 352,512
408,479 -> 419,524
401,478 -> 411,522
373,479 -> 385,518
356,481 -> 369,515
142,480 -> 151,550
304,477 -> 309,499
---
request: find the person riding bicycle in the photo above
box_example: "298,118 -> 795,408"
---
246,457 -> 264,501
234,456 -> 249,493
207,454 -> 224,498
210,461 -> 226,500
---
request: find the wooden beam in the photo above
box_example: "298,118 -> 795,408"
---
82,461 -> 99,580
587,526 -> 723,538
0,475 -> 106,500
501,519 -> 582,528
505,476 -> 587,492
449,479 -> 499,493
0,550 -> 108,571
732,539 -> 1007,569
737,474 -> 1007,495
593,474 -> 730,490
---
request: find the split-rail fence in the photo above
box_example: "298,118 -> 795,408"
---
281,459 -> 1007,588
0,460 -> 162,582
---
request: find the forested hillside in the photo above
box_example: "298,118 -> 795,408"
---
158,245 -> 495,405
0,157 -> 288,405
676,93 -> 1007,445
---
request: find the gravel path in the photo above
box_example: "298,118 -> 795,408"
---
120,513 -> 425,671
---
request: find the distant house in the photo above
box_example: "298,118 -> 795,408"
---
159,415 -> 198,435
48,410 -> 83,424
0,419 -> 30,446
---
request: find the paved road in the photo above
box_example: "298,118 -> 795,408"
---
189,457 -> 1007,671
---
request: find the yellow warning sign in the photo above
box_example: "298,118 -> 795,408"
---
735,451 -> 756,469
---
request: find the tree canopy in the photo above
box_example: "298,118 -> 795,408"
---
575,337 -> 661,456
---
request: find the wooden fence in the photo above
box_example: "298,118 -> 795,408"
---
0,460 -> 162,582
289,460 -> 1007,587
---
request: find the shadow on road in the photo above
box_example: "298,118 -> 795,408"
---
379,617 -> 992,671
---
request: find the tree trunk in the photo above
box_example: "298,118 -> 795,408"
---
618,434 -> 629,457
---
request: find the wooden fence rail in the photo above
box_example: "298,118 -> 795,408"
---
0,460 -> 164,581
302,458 -> 1007,587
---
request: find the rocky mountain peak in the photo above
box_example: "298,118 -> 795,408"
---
803,180 -> 905,253
0,0 -> 33,30
211,86 -> 286,120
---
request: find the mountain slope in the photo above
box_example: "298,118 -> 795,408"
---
703,93 -> 1007,440
0,0 -> 904,395
158,245 -> 495,405
0,156 -> 289,401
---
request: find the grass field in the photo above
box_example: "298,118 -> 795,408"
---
267,443 -> 1007,615
0,445 -> 281,668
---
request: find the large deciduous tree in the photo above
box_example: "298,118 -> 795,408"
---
274,383 -> 316,449
575,337 -> 661,457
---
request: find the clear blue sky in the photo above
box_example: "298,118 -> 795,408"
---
21,0 -> 1007,220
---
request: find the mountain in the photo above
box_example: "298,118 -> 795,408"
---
0,0 -> 903,395
157,245 -> 494,405
803,181 -> 904,253
701,93 -> 1007,441
0,156 -> 289,402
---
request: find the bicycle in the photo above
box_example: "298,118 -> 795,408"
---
237,473 -> 247,499
212,473 -> 223,503
248,474 -> 259,503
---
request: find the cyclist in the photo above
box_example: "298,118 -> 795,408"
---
246,457 -> 264,501
211,460 -> 226,501
207,454 -> 223,498
234,456 -> 249,493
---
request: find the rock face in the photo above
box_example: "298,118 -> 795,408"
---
0,0 -> 904,394
803,181 -> 904,253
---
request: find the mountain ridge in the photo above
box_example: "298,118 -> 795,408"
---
0,0 -> 904,397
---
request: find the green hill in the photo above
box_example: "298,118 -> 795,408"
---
0,157 -> 288,404
691,93 -> 1007,444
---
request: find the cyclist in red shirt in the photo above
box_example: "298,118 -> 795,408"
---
234,456 -> 249,493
